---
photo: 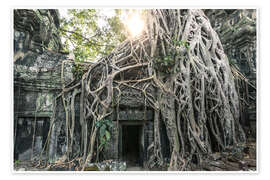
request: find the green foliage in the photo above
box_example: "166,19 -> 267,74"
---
155,55 -> 175,74
107,15 -> 126,43
95,119 -> 114,150
72,63 -> 87,80
154,39 -> 189,74
15,160 -> 20,165
172,39 -> 190,49
60,9 -> 126,62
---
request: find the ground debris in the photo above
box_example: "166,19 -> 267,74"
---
193,140 -> 256,171
14,139 -> 256,172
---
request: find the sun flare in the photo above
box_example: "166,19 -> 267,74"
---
125,12 -> 145,38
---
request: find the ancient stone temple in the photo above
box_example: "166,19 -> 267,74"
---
13,9 -> 257,171
13,9 -> 170,166
13,9 -> 69,160
13,9 -> 161,165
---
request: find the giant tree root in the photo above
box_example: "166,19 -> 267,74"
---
45,9 -> 247,171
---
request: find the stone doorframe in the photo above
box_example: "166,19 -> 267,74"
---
118,121 -> 145,166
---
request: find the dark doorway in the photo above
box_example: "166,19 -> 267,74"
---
14,117 -> 50,160
122,125 -> 143,166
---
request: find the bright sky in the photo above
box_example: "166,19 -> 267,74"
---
58,9 -> 69,19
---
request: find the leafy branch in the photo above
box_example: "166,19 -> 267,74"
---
95,119 -> 114,151
154,40 -> 189,74
60,28 -> 116,48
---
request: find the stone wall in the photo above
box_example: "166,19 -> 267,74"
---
14,9 -> 62,56
13,9 -> 70,160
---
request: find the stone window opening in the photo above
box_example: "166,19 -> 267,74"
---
14,117 -> 50,161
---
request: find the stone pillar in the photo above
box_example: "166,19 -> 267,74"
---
48,121 -> 58,162
33,120 -> 44,157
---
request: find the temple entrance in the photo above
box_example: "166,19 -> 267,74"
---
121,124 -> 143,167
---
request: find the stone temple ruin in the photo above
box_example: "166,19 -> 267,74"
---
14,9 -> 67,160
13,9 -> 159,164
13,9 -> 256,170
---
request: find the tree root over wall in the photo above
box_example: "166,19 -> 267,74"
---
43,9 -> 248,171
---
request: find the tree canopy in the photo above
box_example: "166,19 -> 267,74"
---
59,9 -> 126,62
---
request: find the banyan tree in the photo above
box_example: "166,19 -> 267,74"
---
44,9 -> 246,170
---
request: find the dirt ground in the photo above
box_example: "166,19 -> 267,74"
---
13,139 -> 256,172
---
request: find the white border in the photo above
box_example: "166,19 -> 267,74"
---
2,0 -> 268,179
10,7 -> 259,175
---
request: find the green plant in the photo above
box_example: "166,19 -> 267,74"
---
172,39 -> 190,49
95,119 -> 114,150
154,40 -> 188,74
15,160 -> 20,165
72,63 -> 87,79
154,54 -> 176,74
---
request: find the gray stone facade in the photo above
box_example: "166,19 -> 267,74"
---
13,9 -> 69,160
